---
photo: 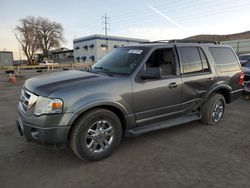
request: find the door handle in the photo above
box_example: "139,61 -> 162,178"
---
169,82 -> 178,88
207,77 -> 214,82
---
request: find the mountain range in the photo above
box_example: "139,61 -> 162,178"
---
185,31 -> 250,41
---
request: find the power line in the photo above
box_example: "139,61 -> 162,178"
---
110,1 -> 250,27
110,0 -> 248,25
73,1 -> 250,37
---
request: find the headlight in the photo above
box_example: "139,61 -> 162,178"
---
34,96 -> 63,116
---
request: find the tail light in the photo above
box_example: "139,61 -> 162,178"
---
239,71 -> 244,85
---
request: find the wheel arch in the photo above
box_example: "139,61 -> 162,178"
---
207,85 -> 232,104
68,103 -> 128,139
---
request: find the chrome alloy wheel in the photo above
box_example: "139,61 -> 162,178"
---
212,100 -> 224,122
85,120 -> 114,153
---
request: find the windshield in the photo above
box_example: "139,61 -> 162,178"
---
239,55 -> 250,61
91,47 -> 148,75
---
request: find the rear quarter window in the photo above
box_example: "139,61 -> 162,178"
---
209,47 -> 240,72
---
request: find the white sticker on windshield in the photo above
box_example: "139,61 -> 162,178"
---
128,49 -> 143,54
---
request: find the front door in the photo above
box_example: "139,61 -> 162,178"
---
132,47 -> 183,126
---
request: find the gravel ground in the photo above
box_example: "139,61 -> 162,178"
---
0,70 -> 250,188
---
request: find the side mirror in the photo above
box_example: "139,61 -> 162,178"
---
140,67 -> 161,80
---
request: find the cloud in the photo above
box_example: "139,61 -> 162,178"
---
124,26 -> 190,41
147,4 -> 185,29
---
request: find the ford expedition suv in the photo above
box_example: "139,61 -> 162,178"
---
17,40 -> 243,161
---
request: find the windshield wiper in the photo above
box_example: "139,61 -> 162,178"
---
94,66 -> 111,72
93,66 -> 113,76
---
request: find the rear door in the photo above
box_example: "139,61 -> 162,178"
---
176,45 -> 215,112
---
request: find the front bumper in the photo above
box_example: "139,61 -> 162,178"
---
17,101 -> 77,148
16,117 -> 70,148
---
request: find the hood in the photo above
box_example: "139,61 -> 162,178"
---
25,70 -> 106,96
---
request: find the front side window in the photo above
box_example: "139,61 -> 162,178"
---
179,47 -> 210,74
92,47 -> 148,75
145,48 -> 175,76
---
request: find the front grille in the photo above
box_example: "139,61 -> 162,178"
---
20,89 -> 30,112
19,89 -> 37,113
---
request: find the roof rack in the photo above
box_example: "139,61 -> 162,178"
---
140,39 -> 221,44
140,40 -> 169,44
168,39 -> 221,44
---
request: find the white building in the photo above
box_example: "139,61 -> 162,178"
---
73,34 -> 149,62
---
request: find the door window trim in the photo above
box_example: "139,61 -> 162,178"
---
177,46 -> 212,76
135,47 -> 181,82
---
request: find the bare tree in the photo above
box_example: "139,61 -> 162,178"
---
15,16 -> 65,63
15,16 -> 38,65
34,17 -> 65,58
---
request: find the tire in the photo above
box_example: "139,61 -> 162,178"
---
200,93 -> 226,125
244,95 -> 250,100
70,108 -> 122,161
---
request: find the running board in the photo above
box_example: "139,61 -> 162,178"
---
127,112 -> 201,136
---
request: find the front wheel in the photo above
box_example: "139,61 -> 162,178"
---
70,109 -> 122,161
200,94 -> 226,125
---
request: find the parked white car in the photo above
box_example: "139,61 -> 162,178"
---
39,59 -> 59,66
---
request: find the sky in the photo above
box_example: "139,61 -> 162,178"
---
1,0 -> 250,60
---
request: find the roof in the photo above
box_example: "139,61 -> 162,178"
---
239,53 -> 250,56
49,48 -> 73,54
73,34 -> 149,44
0,51 -> 13,54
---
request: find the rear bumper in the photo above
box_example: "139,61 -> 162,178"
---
16,118 -> 70,148
230,88 -> 243,102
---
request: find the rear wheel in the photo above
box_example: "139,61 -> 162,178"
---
201,94 -> 226,125
70,109 -> 122,161
244,95 -> 250,100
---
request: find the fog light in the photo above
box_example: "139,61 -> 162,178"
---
31,128 -> 39,140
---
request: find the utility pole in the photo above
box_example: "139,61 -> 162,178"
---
102,13 -> 110,53
18,43 -> 22,63
102,13 -> 110,36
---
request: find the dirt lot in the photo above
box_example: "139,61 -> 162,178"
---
0,70 -> 250,188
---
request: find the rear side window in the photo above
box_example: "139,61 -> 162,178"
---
209,47 -> 240,72
178,47 -> 210,74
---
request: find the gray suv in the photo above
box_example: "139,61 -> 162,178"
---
17,40 -> 243,161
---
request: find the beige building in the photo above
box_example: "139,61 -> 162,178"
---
49,48 -> 74,64
73,34 -> 149,62
0,51 -> 13,66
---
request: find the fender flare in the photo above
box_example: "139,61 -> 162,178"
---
206,84 -> 232,98
67,100 -> 129,126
